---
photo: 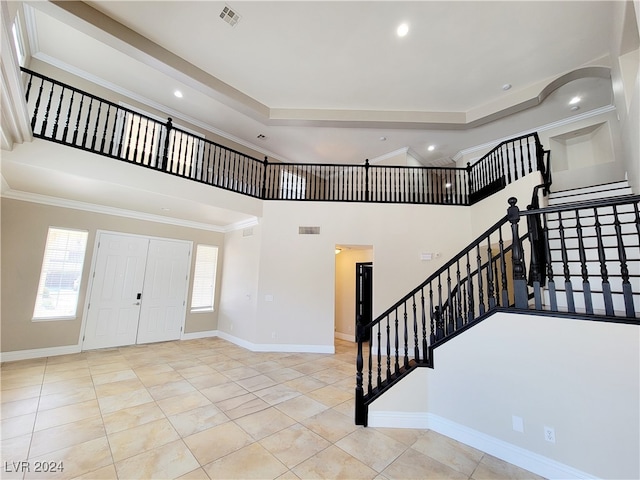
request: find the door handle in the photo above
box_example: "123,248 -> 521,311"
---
134,302 -> 141,305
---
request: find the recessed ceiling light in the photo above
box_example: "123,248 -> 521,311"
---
569,96 -> 581,105
379,136 -> 387,141
427,145 -> 435,151
174,90 -> 183,98
161,207 -> 171,211
571,105 -> 580,111
397,23 -> 409,37
502,83 -> 512,91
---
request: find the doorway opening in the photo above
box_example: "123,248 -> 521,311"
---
334,245 -> 373,343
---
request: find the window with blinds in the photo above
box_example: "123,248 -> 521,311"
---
190,244 -> 219,312
33,227 -> 88,320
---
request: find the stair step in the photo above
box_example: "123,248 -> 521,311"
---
549,180 -> 631,199
548,189 -> 634,206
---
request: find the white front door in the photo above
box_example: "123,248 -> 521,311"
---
83,233 -> 191,350
136,239 -> 191,344
83,233 -> 149,350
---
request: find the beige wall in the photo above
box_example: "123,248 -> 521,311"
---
369,312 -> 640,480
1,198 -> 224,353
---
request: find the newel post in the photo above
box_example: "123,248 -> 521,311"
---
261,156 -> 269,199
364,159 -> 370,202
354,323 -> 367,426
161,117 -> 173,171
507,198 -> 529,308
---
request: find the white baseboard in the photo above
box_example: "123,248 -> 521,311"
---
0,344 -> 81,363
368,411 -> 597,480
216,331 -> 335,354
181,330 -> 218,340
334,331 -> 355,342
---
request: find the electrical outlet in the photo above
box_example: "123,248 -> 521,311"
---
544,426 -> 556,443
512,415 -> 524,433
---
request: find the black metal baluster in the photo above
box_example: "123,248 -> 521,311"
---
544,213 -> 559,311
412,294 -> 419,360
421,288 -> 427,361
429,281 -> 436,344
437,274 -> 444,339
355,338 -> 365,425
594,209 -> 614,315
575,209 -> 593,314
466,251 -> 475,320
386,317 -> 391,381
81,98 -> 93,148
123,111 -> 134,160
100,105 -> 111,154
394,309 -> 400,374
403,303 -> 409,368
455,259 -> 462,328
486,239 -> 495,309
72,95 -> 84,146
24,72 -> 34,102
499,227 -> 509,307
40,81 -> 55,136
477,244 -> 485,315
376,323 -> 382,389
613,204 -> 635,317
63,91 -> 74,143
446,267 -> 453,334
90,101 -> 102,150
30,77 -> 44,132
367,335 -> 373,395
557,213 -> 575,313
51,86 -> 64,139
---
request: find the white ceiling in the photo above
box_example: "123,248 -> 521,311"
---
2,1 -> 619,229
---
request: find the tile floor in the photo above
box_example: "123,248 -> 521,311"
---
1,337 -> 544,479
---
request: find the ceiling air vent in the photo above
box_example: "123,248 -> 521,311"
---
242,227 -> 253,237
220,5 -> 241,27
299,226 -> 321,235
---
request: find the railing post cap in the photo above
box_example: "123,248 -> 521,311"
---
507,197 -> 520,221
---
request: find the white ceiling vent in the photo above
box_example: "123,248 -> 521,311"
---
242,227 -> 253,237
220,5 -> 241,27
299,226 -> 321,235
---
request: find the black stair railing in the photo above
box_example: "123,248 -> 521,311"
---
355,194 -> 640,426
21,68 -> 545,206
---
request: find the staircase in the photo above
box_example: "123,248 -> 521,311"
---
544,181 -> 639,316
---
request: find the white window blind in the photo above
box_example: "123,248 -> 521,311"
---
191,245 -> 219,312
33,228 -> 88,320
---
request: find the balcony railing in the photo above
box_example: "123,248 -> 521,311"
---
22,68 -> 546,205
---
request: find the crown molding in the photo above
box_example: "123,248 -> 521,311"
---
0,188 -> 251,233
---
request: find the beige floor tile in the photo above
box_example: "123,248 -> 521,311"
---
30,416 -> 105,458
0,385 -> 42,404
72,463 -> 118,479
37,386 -> 96,411
223,365 -> 262,381
252,361 -> 283,373
137,370 -> 184,387
25,436 -> 113,480
215,392 -> 270,420
335,427 -> 407,473
284,375 -> 327,393
235,373 -> 278,392
88,361 -> 131,376
1,396 -> 39,419
0,373 -> 43,391
186,371 -> 230,390
34,399 -> 101,431
174,364 -> 216,379
199,381 -> 248,403
306,384 -> 353,408
255,384 -> 301,405
101,402 -> 166,435
374,427 -> 426,447
184,421 -> 253,465
274,395 -> 329,422
260,423 -> 331,469
156,390 -> 212,416
1,433 -> 32,463
203,442 -> 288,480
332,399 -> 355,418
175,467 -> 211,479
147,379 -> 196,401
234,407 -> 297,440
1,413 -> 36,440
43,367 -> 91,384
168,404 -> 229,437
411,429 -> 484,476
292,444 -> 378,479
382,447 -> 469,480
114,439 -> 200,480
300,407 -> 358,443
1,358 -> 47,370
97,388 -> 154,414
471,453 -> 545,480
94,378 -> 145,398
91,368 -> 137,385
265,367 -> 305,383
40,376 -> 95,396
107,417 -> 180,462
